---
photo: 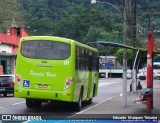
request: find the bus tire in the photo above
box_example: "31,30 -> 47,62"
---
26,99 -> 33,108
87,98 -> 92,104
74,89 -> 83,111
93,84 -> 96,97
86,85 -> 95,104
33,100 -> 42,108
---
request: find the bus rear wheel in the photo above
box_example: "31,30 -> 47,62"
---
74,89 -> 83,111
26,99 -> 33,108
87,98 -> 92,104
86,85 -> 95,104
33,100 -> 42,108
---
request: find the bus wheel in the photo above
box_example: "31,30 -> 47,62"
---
86,85 -> 95,104
26,99 -> 33,108
74,89 -> 83,111
87,98 -> 92,104
33,100 -> 42,108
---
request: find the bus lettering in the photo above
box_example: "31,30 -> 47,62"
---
30,70 -> 44,76
30,70 -> 57,77
46,72 -> 57,77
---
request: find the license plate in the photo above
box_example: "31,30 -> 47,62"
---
38,84 -> 48,88
0,89 -> 5,91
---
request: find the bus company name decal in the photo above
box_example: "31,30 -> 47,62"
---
30,70 -> 57,77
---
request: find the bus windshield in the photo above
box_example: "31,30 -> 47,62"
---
21,40 -> 71,60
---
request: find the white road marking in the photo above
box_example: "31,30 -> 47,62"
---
0,107 -> 3,109
12,101 -> 25,106
69,96 -> 116,118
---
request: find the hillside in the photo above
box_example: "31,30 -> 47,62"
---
0,0 -> 160,54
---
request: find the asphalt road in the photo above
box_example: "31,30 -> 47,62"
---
0,78 -> 136,118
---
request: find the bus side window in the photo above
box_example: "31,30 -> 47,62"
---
86,50 -> 88,70
96,58 -> 99,71
82,48 -> 85,70
88,51 -> 92,71
76,46 -> 80,70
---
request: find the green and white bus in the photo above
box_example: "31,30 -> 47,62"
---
14,36 -> 99,111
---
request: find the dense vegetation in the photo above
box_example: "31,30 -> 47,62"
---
114,49 -> 158,69
0,0 -> 160,56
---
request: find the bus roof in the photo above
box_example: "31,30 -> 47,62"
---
20,36 -> 98,52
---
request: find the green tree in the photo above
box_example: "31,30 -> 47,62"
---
53,4 -> 113,42
115,48 -> 158,69
115,49 -> 133,69
0,0 -> 24,32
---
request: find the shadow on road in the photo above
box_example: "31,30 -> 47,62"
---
23,101 -> 97,116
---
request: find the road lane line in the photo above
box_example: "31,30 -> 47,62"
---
12,101 -> 25,106
0,107 -> 3,109
69,96 -> 116,118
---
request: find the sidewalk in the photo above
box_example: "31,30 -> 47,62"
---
73,79 -> 160,119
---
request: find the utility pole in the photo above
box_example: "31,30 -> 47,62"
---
146,2 -> 154,113
133,0 -> 136,47
122,0 -> 128,107
91,0 -> 128,107
131,0 -> 137,94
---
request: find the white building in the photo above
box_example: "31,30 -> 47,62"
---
99,56 -> 126,78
